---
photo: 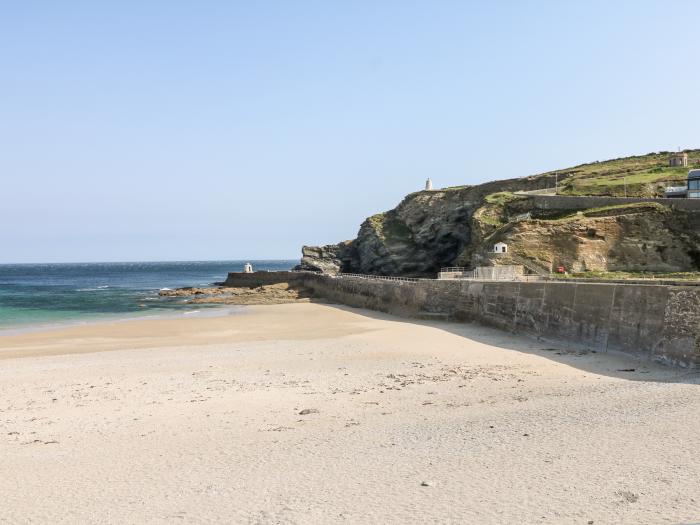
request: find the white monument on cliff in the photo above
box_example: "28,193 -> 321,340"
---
243,262 -> 253,273
425,178 -> 433,191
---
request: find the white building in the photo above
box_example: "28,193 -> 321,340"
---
493,242 -> 508,254
425,178 -> 433,191
243,262 -> 253,273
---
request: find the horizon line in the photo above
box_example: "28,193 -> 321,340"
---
0,258 -> 300,266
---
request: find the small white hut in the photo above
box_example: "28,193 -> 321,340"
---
425,178 -> 433,191
243,262 -> 253,273
493,242 -> 508,254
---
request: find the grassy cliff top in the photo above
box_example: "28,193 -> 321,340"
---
436,149 -> 700,198
544,149 -> 700,197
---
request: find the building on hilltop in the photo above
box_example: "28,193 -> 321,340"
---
425,178 -> 433,191
669,152 -> 688,167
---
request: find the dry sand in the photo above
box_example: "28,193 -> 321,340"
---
0,303 -> 698,524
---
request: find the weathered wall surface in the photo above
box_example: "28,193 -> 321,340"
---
473,265 -> 525,280
526,194 -> 700,212
301,274 -> 700,368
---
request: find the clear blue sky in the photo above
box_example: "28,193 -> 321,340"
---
2,1 -> 698,263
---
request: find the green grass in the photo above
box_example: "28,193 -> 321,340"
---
484,191 -> 519,205
430,149 -> 699,198
582,202 -> 669,216
535,202 -> 668,223
366,212 -> 412,242
367,213 -> 385,230
477,213 -> 504,227
560,166 -> 690,196
476,192 -> 521,227
540,150 -> 699,197
440,184 -> 471,191
546,151 -> 694,178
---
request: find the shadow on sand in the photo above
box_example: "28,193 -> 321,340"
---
317,301 -> 700,386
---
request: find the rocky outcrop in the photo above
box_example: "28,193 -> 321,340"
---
298,169 -> 700,277
299,174 -> 564,277
159,283 -> 314,305
295,242 -> 357,274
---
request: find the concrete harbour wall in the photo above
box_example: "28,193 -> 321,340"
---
301,274 -> 700,368
222,271 -> 308,288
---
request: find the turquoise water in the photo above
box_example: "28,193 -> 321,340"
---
0,260 -> 296,332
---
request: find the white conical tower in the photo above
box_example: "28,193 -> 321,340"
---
425,178 -> 433,191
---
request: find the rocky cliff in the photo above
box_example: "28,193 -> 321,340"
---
298,150 -> 700,277
296,243 -> 356,274
300,192 -> 700,277
297,174 -> 563,276
468,203 -> 700,273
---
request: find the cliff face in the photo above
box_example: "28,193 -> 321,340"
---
351,190 -> 474,275
296,243 -> 357,274
297,174 -> 563,276
469,203 -> 700,273
299,188 -> 700,277
298,150 -> 700,277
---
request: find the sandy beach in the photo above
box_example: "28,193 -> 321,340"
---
1,302 -> 698,524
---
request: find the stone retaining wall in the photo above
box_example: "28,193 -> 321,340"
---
525,194 -> 700,212
301,274 -> 700,368
473,265 -> 524,280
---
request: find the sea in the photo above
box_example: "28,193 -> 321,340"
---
0,260 -> 296,334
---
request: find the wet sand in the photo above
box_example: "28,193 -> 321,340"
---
1,303 -> 698,524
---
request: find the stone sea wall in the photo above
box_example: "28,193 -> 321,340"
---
222,271 -> 308,288
222,271 -> 700,367
525,194 -> 700,212
300,274 -> 700,368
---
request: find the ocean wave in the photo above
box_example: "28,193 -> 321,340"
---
76,287 -> 110,292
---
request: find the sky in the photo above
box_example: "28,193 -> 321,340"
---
2,1 -> 699,263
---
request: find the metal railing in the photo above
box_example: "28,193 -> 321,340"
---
309,269 -> 545,283
439,273 -> 544,282
336,272 -> 423,282
438,266 -> 545,282
439,270 -> 475,280
440,267 -> 470,273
